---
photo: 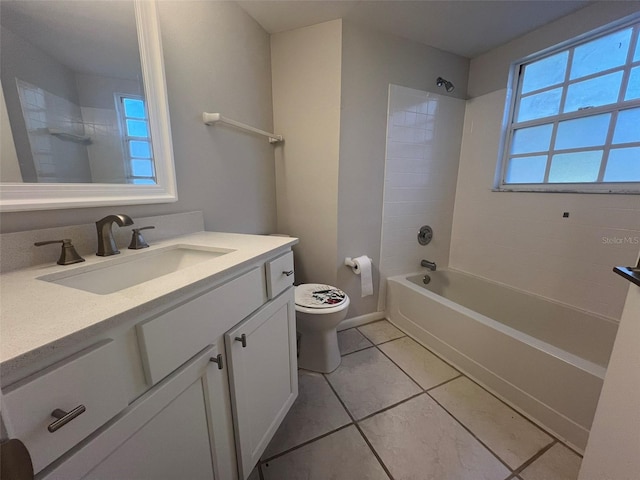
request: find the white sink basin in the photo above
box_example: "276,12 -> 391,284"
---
39,245 -> 234,295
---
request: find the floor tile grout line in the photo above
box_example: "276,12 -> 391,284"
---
372,343 -> 423,391
353,422 -> 396,480
259,370 -> 356,465
424,373 -> 464,392
355,392 -> 426,423
338,325 -> 560,473
322,371 -> 358,423
448,372 -> 575,455
425,390 -> 516,474
322,370 -> 397,480
373,338 -> 461,393
340,343 -> 375,357
323,360 -> 428,424
273,320 -> 576,478
259,423 -> 354,464
323,364 -> 430,479
383,321 -> 462,373
382,320 -> 582,457
339,331 -> 565,474
511,439 -> 558,478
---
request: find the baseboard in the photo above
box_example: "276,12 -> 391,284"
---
337,311 -> 385,331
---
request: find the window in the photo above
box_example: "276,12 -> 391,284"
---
497,17 -> 640,193
116,95 -> 156,185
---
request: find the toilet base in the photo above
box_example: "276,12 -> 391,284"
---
297,327 -> 341,373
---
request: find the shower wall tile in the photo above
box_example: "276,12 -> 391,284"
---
379,84 -> 465,311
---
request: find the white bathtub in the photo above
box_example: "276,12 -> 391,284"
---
386,269 -> 619,451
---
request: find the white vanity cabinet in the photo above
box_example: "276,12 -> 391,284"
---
1,241 -> 297,480
41,345 -> 227,480
225,287 -> 298,479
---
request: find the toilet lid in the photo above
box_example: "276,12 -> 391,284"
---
295,284 -> 347,309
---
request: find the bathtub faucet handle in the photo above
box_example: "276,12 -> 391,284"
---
421,259 -> 437,271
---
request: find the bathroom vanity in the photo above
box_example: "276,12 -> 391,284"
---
0,231 -> 298,480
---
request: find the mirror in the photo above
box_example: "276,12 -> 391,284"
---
0,0 -> 177,211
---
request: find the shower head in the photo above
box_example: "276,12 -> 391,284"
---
436,76 -> 455,93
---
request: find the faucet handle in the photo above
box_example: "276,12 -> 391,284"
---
128,226 -> 155,250
35,239 -> 85,265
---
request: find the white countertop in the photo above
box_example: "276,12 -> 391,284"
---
0,232 -> 297,377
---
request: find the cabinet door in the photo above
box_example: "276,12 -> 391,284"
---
225,288 -> 298,479
41,346 -> 230,480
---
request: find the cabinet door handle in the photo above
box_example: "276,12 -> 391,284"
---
210,354 -> 224,370
235,334 -> 247,348
48,405 -> 86,433
282,270 -> 294,276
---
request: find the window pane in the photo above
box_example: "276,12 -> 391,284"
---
564,71 -> 623,112
505,155 -> 547,183
511,124 -> 553,154
126,119 -> 149,138
132,178 -> 156,185
548,151 -> 602,182
521,52 -> 568,94
613,107 -> 640,144
517,88 -> 562,122
625,66 -> 640,101
604,147 -> 640,182
131,159 -> 154,177
129,140 -> 151,158
123,98 -> 146,119
635,33 -> 640,61
570,28 -> 632,80
555,113 -> 611,150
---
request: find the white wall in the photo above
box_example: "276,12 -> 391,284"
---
450,3 -> 640,320
450,90 -> 639,319
271,20 -> 343,285
579,265 -> 640,480
1,1 -> 277,235
337,21 -> 469,317
378,85 -> 464,309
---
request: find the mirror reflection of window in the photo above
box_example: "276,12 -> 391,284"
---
116,95 -> 156,185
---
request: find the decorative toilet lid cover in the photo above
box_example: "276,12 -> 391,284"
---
295,284 -> 347,309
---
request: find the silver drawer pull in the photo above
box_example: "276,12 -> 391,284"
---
48,405 -> 86,433
282,270 -> 294,276
235,334 -> 247,348
210,354 -> 224,370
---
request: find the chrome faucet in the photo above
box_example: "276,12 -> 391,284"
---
96,214 -> 134,256
421,259 -> 437,271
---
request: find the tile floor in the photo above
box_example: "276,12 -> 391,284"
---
250,320 -> 583,480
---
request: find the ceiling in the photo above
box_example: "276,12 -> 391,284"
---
237,0 -> 593,58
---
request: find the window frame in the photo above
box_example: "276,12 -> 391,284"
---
495,13 -> 640,194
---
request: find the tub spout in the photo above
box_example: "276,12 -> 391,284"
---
421,259 -> 437,271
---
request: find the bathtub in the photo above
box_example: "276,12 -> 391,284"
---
386,269 -> 619,451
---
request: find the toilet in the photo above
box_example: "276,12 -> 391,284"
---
295,283 -> 350,373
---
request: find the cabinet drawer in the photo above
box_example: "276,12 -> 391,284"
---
2,340 -> 127,474
137,267 -> 266,385
40,346 -> 223,480
265,251 -> 294,299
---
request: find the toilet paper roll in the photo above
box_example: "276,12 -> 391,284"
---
351,255 -> 373,297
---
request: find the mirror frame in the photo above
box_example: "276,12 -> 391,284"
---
0,0 -> 178,212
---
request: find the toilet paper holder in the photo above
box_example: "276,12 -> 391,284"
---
345,256 -> 371,273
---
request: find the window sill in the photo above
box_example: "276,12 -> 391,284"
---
492,186 -> 640,195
